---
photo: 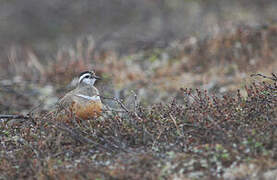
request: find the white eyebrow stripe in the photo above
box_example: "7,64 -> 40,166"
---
79,73 -> 91,83
75,94 -> 101,101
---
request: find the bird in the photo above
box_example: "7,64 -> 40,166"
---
53,71 -> 103,123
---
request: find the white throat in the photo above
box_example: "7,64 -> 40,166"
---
81,78 -> 96,86
79,73 -> 97,86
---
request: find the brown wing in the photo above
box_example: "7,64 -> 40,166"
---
54,86 -> 102,122
58,89 -> 76,110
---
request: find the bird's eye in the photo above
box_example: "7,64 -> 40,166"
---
85,75 -> 90,79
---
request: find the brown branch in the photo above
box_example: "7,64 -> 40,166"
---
54,123 -> 116,153
0,114 -> 29,119
100,95 -> 143,121
251,73 -> 277,81
100,96 -> 130,113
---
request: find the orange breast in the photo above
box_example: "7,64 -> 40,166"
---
71,100 -> 103,120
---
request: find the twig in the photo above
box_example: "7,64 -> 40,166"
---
54,123 -> 116,153
100,96 -> 130,113
102,105 -> 127,113
131,90 -> 138,112
100,95 -> 143,121
169,113 -> 183,136
251,73 -> 277,81
0,114 -> 29,119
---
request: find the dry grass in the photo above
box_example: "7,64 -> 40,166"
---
0,25 -> 277,179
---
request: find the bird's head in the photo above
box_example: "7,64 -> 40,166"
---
78,71 -> 101,86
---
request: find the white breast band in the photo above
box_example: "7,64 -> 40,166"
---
75,94 -> 101,101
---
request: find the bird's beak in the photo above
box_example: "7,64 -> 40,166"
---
93,75 -> 101,80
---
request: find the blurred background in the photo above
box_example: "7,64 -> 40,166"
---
0,0 -> 277,113
1,0 -> 276,53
